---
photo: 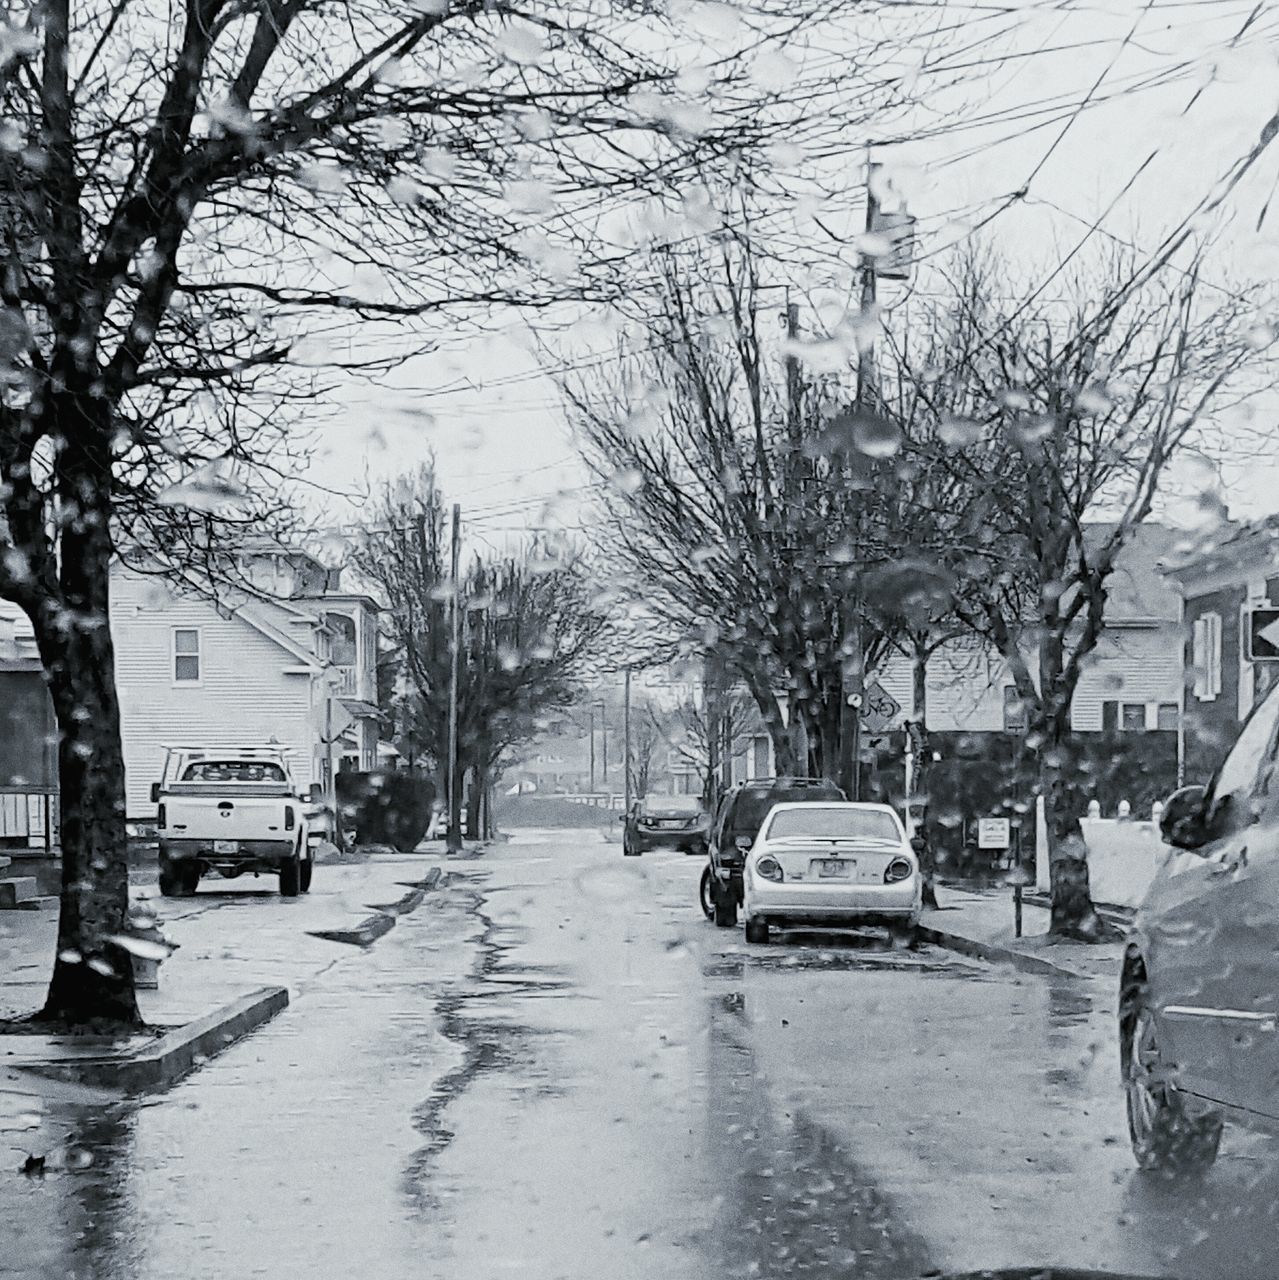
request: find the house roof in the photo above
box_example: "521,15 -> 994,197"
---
233,601 -> 326,669
1160,516 -> 1279,591
1090,522 -> 1183,623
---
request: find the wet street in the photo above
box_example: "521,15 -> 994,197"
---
8,832 -> 1279,1280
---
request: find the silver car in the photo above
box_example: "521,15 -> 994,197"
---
741,801 -> 921,946
1122,676 -> 1279,1174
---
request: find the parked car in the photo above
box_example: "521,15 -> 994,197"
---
153,745 -> 324,897
1121,676 -> 1279,1174
741,801 -> 921,946
622,795 -> 709,857
701,776 -> 845,926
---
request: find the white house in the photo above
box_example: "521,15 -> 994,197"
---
0,545 -> 382,820
873,521 -> 1183,736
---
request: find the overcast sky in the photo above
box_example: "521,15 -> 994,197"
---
299,0 -> 1279,549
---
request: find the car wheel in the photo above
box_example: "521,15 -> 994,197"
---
159,861 -> 198,897
699,865 -> 716,920
889,923 -> 918,950
299,855 -> 313,894
745,917 -> 770,944
1125,1000 -> 1222,1175
713,881 -> 738,928
279,854 -> 301,897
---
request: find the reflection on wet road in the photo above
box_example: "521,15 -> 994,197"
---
7,833 -> 1279,1279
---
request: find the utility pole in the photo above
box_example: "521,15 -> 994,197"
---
623,667 -> 632,814
588,704 -> 596,792
446,501 -> 462,853
843,147 -> 879,803
598,700 -> 608,785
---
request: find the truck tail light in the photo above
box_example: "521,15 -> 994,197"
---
156,803 -> 166,830
284,806 -> 295,831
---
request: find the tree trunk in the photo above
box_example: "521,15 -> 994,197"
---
30,550 -> 141,1029
911,645 -> 938,909
739,665 -> 797,775
446,750 -> 465,852
465,764 -> 484,842
1039,713 -> 1107,939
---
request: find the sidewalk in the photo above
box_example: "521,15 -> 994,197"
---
921,885 -> 1126,984
0,850 -> 449,1097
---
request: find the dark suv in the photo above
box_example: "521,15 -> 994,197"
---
700,777 -> 846,926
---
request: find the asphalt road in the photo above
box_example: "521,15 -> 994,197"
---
7,832 -> 1279,1280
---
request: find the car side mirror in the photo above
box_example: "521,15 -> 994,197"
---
309,782 -> 325,803
1160,784 -> 1208,850
150,782 -> 161,804
734,835 -> 752,852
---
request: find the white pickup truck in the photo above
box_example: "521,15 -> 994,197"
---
152,745 -> 325,897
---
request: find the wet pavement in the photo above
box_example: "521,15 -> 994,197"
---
5,832 -> 1279,1279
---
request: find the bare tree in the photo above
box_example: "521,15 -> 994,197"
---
0,0 -> 930,1025
891,247 -> 1276,937
355,466 -> 606,842
569,233 -> 905,789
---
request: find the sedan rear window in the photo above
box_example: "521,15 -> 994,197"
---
765,808 -> 901,842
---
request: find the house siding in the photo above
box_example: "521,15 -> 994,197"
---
111,568 -> 322,816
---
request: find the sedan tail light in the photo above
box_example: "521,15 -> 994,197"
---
755,856 -> 784,882
884,857 -> 913,884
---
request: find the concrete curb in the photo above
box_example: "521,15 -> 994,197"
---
918,925 -> 1085,980
309,866 -> 443,948
24,985 -> 289,1094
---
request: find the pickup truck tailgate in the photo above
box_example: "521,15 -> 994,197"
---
163,790 -> 294,841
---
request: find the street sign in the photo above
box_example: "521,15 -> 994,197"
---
860,680 -> 902,733
978,817 -> 1011,850
1246,608 -> 1279,662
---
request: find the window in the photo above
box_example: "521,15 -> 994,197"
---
764,806 -> 902,842
1192,611 -> 1222,701
1209,684 -> 1279,826
1002,685 -> 1026,732
1157,703 -> 1179,731
1121,703 -> 1146,732
181,761 -> 287,783
173,628 -> 201,683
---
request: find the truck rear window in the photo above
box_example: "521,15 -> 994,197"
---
180,762 -> 288,783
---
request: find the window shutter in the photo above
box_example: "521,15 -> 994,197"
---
1192,618 -> 1208,699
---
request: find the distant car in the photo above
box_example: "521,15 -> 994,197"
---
702,777 -> 846,926
740,801 -> 921,946
623,795 -> 708,857
1121,675 -> 1279,1175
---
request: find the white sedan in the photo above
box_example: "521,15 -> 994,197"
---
741,802 -> 922,946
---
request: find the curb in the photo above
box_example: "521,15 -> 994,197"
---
918,925 -> 1085,980
24,985 -> 289,1094
308,866 -> 442,948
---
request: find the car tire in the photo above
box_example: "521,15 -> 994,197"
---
699,865 -> 715,921
889,923 -> 918,950
745,917 -> 770,944
1125,996 -> 1222,1176
713,881 -> 737,928
159,861 -> 198,897
279,854 -> 301,897
299,854 -> 313,894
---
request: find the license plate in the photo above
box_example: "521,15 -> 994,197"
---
213,839 -> 239,854
814,859 -> 851,878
